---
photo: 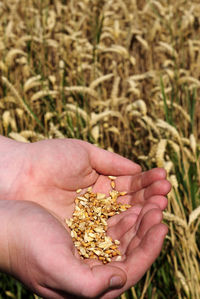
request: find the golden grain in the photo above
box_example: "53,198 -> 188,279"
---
188,206 -> 200,227
24,75 -> 42,93
1,76 -> 33,118
65,104 -> 88,122
158,42 -> 178,58
9,132 -> 29,143
89,74 -> 114,90
157,119 -> 182,143
20,130 -> 45,141
66,176 -> 131,263
31,90 -> 58,103
2,111 -> 11,131
156,139 -> 167,168
163,212 -> 187,229
189,134 -> 197,155
64,86 -> 98,99
5,49 -> 27,67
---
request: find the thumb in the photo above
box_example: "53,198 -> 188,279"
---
83,141 -> 141,175
81,264 -> 127,298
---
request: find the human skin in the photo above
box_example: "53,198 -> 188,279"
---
0,136 -> 171,298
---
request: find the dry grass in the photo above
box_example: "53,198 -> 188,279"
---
0,0 -> 200,298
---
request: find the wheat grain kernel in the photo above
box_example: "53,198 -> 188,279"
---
76,189 -> 82,194
108,176 -> 117,180
111,181 -> 115,189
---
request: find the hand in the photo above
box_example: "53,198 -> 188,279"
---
0,199 -> 126,299
1,138 -> 170,220
0,200 -> 167,299
0,137 -> 171,298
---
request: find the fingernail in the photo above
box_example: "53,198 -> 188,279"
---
110,276 -> 124,288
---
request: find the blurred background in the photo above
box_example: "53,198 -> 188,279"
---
0,0 -> 200,298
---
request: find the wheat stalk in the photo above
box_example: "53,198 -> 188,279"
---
24,75 -> 42,93
163,212 -> 187,228
188,206 -> 200,227
5,49 -> 27,67
31,90 -> 58,102
157,119 -> 182,143
156,139 -> 167,167
64,86 -> 98,99
1,76 -> 33,118
89,74 -> 114,89
9,132 -> 29,143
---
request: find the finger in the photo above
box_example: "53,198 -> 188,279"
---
126,208 -> 163,251
47,247 -> 127,298
128,179 -> 171,204
147,195 -> 168,210
115,179 -> 170,207
34,285 -> 70,299
107,205 -> 142,227
107,195 -> 166,243
82,141 -> 142,175
107,209 -> 139,241
102,223 -> 168,299
114,168 -> 168,193
125,223 -> 168,281
73,264 -> 127,298
119,204 -> 162,253
118,194 -> 168,211
37,263 -> 126,299
89,264 -> 127,295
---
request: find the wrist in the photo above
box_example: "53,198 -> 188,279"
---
0,200 -> 13,273
0,136 -> 29,200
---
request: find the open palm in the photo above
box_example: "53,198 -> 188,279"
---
11,139 -> 170,219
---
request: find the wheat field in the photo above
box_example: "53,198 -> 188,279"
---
0,0 -> 200,298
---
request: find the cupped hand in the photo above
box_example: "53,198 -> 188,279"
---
0,137 -> 171,298
2,199 -> 167,299
3,138 -> 171,221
